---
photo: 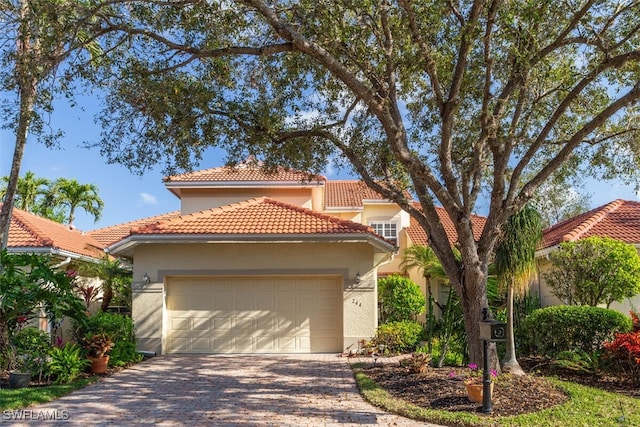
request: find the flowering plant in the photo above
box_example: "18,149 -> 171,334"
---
448,363 -> 498,385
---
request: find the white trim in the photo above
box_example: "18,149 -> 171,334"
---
7,247 -> 104,263
107,233 -> 396,256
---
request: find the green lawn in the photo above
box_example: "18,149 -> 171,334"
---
0,377 -> 98,411
354,370 -> 640,426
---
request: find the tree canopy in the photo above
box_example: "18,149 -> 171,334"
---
87,0 -> 640,363
0,0 -> 118,249
0,173 -> 104,224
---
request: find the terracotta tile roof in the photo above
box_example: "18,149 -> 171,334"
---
130,198 -> 388,241
406,203 -> 486,246
325,181 -> 404,208
163,165 -> 325,183
542,199 -> 640,249
5,205 -> 105,260
89,211 -> 181,246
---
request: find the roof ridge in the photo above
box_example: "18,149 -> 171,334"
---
130,198 -> 268,233
90,211 -> 180,233
560,199 -> 624,242
261,198 -> 374,233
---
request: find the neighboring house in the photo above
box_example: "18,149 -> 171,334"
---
3,205 -> 107,333
534,199 -> 640,315
93,163 -> 486,355
5,204 -> 105,262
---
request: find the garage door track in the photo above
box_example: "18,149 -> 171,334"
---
13,354 -> 439,426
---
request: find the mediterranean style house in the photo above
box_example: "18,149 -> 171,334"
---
90,163 -> 485,355
534,199 -> 640,315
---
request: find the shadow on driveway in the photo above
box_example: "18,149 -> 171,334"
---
11,354 -> 439,426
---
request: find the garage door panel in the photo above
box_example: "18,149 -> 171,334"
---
191,338 -> 211,352
255,314 -> 276,330
212,336 -> 234,351
192,317 -> 210,330
166,276 -> 342,354
234,336 -> 254,351
213,317 -> 233,330
277,336 -> 297,351
256,336 -> 276,351
234,317 -> 254,330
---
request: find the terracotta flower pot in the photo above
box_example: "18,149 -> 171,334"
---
465,382 -> 493,403
89,355 -> 110,374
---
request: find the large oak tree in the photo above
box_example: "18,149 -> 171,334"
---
93,0 -> 640,363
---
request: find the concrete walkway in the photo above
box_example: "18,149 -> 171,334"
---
7,354 -> 443,426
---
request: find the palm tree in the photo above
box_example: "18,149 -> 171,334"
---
78,255 -> 131,312
494,204 -> 543,375
1,171 -> 50,212
401,245 -> 449,354
51,178 -> 104,225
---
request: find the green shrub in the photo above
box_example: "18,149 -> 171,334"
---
428,337 -> 465,367
48,343 -> 89,384
11,327 -> 52,379
372,320 -> 424,354
74,312 -> 142,367
378,274 -> 425,323
520,305 -> 632,358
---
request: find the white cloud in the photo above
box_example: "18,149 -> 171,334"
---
139,192 -> 158,205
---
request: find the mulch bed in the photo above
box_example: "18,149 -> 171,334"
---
359,356 -> 639,417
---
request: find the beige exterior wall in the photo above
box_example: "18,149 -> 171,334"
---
179,187 -> 315,214
361,204 -> 410,230
131,242 -> 381,354
326,211 -> 363,223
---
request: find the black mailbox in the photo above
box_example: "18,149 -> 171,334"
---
479,320 -> 507,342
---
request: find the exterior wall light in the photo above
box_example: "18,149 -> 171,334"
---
355,271 -> 361,284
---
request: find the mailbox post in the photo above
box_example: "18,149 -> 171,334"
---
478,316 -> 506,414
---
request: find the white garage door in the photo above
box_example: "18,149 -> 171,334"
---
165,276 -> 343,353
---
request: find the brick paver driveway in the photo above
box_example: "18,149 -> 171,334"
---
9,354 -> 442,426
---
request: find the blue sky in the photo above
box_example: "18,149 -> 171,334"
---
1,95 -> 638,232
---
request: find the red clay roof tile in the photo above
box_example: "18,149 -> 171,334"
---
325,181 -> 392,208
130,197 -> 388,241
406,203 -> 486,246
542,199 -> 640,249
89,211 -> 181,246
163,165 -> 325,183
5,206 -> 105,259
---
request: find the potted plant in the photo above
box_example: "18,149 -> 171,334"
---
7,327 -> 52,388
448,363 -> 498,403
83,333 -> 114,374
8,353 -> 34,388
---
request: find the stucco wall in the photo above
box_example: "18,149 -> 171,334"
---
131,242 -> 382,354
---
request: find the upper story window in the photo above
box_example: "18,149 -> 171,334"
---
370,221 -> 398,245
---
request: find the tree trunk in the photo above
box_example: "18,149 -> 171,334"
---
0,0 -> 37,252
501,282 -> 525,375
100,285 -> 113,312
0,318 -> 12,370
0,86 -> 36,251
458,262 -> 500,369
